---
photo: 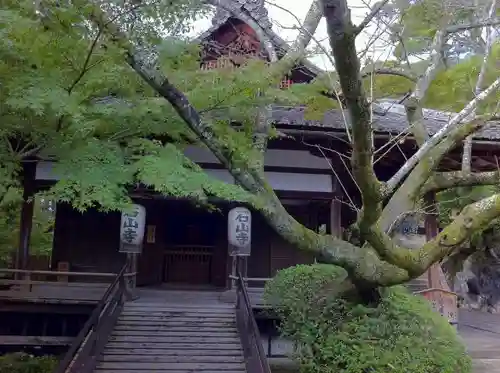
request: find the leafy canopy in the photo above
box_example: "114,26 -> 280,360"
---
0,0 -> 336,213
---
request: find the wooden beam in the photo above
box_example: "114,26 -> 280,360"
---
0,335 -> 73,346
0,302 -> 93,314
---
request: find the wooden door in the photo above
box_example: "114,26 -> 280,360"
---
163,245 -> 213,285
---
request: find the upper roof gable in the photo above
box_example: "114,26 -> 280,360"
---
197,0 -> 323,77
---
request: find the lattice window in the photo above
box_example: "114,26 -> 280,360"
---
279,79 -> 293,89
200,60 -> 217,70
201,57 -> 233,70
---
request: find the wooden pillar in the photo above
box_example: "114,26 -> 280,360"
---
424,193 -> 439,288
424,193 -> 449,290
15,162 -> 36,274
423,194 -> 457,327
330,198 -> 342,238
329,170 -> 342,238
126,253 -> 139,300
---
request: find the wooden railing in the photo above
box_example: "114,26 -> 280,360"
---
235,263 -> 271,373
0,268 -> 136,303
53,262 -> 129,373
0,268 -> 120,286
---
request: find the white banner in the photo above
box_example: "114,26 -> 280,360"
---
120,204 -> 146,253
228,207 -> 251,256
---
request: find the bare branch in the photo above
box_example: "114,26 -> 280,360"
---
361,68 -> 417,83
387,77 -> 500,194
354,0 -> 390,35
446,17 -> 500,33
403,29 -> 447,146
269,0 -> 323,75
268,0 -> 353,142
379,116 -> 492,233
462,0 -> 498,172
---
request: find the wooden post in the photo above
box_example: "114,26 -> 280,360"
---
238,256 -> 248,281
126,253 -> 138,299
230,256 -> 237,289
329,170 -> 342,238
330,198 -> 342,238
424,193 -> 446,289
423,193 -> 457,327
15,163 -> 36,278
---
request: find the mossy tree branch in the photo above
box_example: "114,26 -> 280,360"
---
415,192 -> 500,272
321,0 -> 384,235
422,170 -> 500,194
379,117 -> 492,235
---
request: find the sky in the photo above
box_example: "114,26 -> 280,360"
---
188,0 -> 396,70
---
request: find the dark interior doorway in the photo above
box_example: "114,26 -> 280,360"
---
162,202 -> 225,286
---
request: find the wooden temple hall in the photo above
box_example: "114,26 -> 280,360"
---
2,1 -> 500,372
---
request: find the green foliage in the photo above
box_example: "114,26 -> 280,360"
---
288,74 -> 341,120
264,264 -> 472,373
424,44 -> 500,112
0,196 -> 55,267
0,353 -> 57,373
129,139 -> 253,204
388,0 -> 493,60
0,1 -> 273,213
363,43 -> 500,110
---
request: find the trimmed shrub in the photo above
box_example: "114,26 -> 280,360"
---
264,264 -> 472,373
0,353 -> 58,373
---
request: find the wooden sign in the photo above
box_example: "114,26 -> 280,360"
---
146,225 -> 156,244
416,288 -> 458,327
228,207 -> 251,256
119,204 -> 146,253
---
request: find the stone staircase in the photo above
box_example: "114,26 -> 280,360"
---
94,291 -> 247,373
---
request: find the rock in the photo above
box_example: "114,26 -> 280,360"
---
454,245 -> 500,313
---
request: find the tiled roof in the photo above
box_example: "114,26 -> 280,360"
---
95,95 -> 500,140
271,103 -> 500,140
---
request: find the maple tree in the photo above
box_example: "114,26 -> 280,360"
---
0,0 -> 499,298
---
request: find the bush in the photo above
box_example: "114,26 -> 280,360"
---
0,353 -> 58,373
264,264 -> 472,373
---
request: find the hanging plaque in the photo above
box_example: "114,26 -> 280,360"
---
119,204 -> 146,253
228,206 -> 252,256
